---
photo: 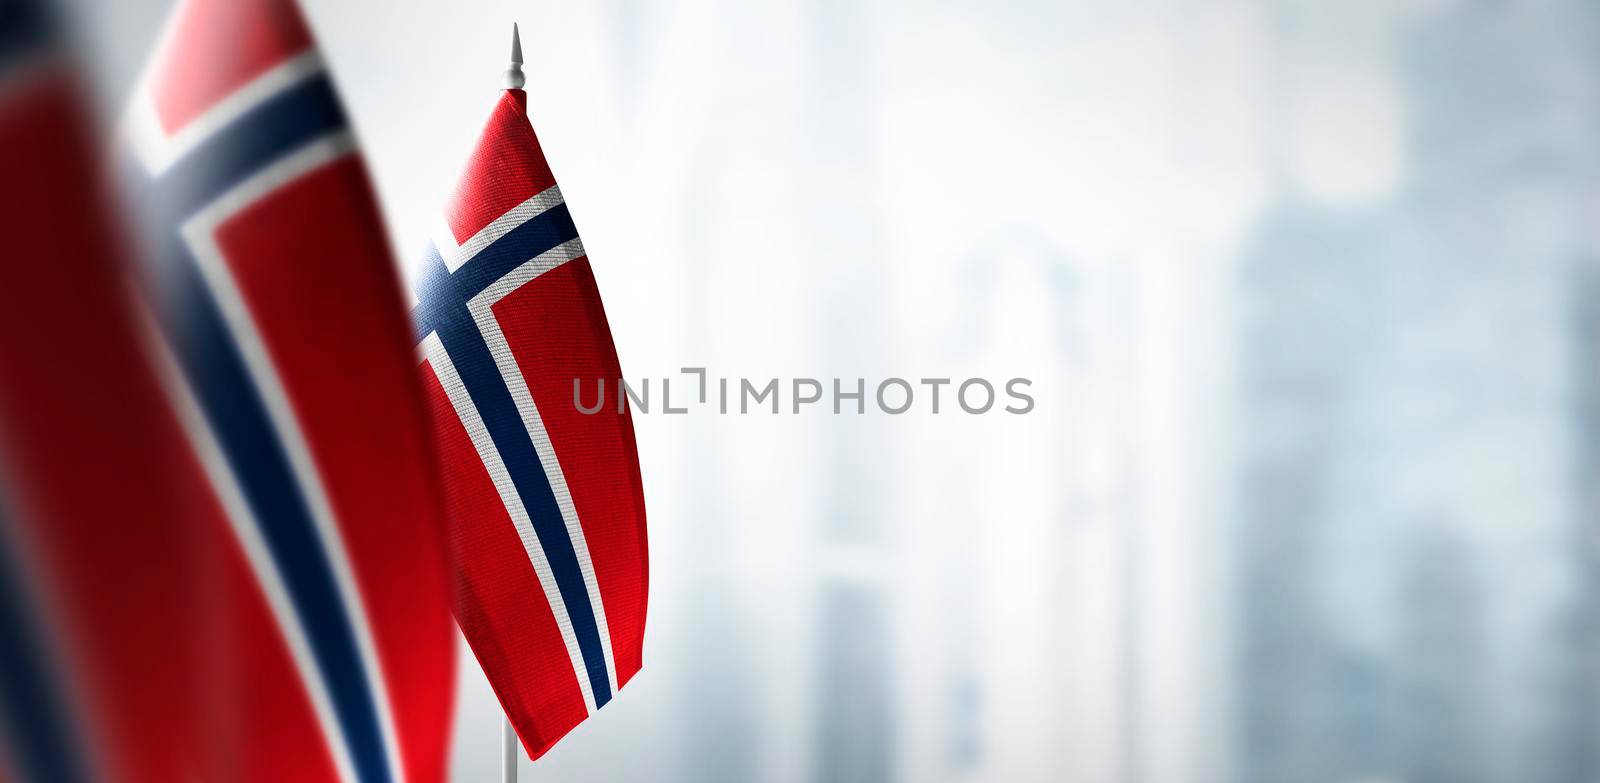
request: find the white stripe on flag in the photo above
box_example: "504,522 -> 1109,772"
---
465,237 -> 619,696
418,330 -> 601,713
125,49 -> 324,177
437,185 -> 566,273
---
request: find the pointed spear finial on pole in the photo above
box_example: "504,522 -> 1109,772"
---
504,23 -> 526,90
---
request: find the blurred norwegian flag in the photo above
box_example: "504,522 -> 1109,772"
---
0,1 -> 360,781
411,26 -> 649,762
113,0 -> 457,781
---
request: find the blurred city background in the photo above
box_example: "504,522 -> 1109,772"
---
50,0 -> 1600,780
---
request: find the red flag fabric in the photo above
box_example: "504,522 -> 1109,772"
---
0,10 -> 226,781
411,85 -> 649,760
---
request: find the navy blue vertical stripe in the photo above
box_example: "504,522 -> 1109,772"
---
413,206 -> 615,708
0,508 -> 87,783
155,240 -> 392,782
0,0 -> 52,71
131,72 -> 392,783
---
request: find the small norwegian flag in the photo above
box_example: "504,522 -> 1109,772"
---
411,26 -> 650,762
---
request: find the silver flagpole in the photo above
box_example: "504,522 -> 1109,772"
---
505,23 -> 526,91
499,24 -> 526,783
502,714 -> 519,783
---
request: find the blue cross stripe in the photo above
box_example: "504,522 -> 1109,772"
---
132,73 -> 393,783
0,509 -> 87,783
0,0 -> 51,71
412,205 -> 615,709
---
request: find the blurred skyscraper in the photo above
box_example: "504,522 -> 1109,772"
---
1560,261 -> 1600,782
1233,1 -> 1600,781
804,2 -> 897,782
942,231 -> 1089,782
